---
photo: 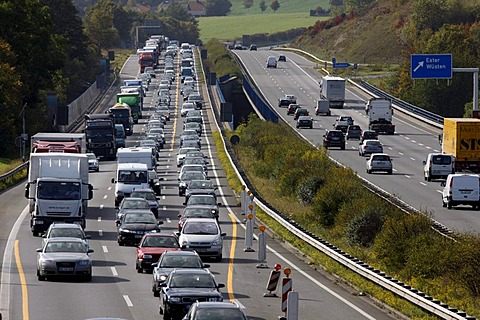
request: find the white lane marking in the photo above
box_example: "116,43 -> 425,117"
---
420,182 -> 427,186
111,267 -> 118,276
437,190 -> 443,194
100,205 -> 104,210
97,217 -> 102,222
163,205 -> 167,211
108,187 -> 112,191
434,149 -> 440,152
393,169 -> 398,172
99,230 -> 103,237
388,147 -> 393,150
405,175 -> 411,179
166,218 -> 171,223
410,157 -> 416,161
102,246 -> 108,253
418,143 -> 424,146
426,146 -> 432,149
162,195 -> 166,200
233,299 -> 246,310
103,195 -> 108,199
123,295 -> 133,307
398,152 -> 404,156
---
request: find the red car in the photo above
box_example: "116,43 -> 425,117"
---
136,234 -> 180,273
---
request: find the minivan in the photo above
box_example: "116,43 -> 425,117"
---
266,56 -> 277,68
423,153 -> 455,181
441,174 -> 480,209
115,124 -> 126,148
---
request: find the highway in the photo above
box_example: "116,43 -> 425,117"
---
0,51 -> 399,320
233,49 -> 480,234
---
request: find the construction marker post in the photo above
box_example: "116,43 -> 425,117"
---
286,291 -> 299,320
244,213 -> 255,252
241,186 -> 247,215
264,263 -> 281,297
249,194 -> 256,225
256,225 -> 268,268
279,267 -> 292,320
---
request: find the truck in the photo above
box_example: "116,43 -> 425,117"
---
31,133 -> 86,153
315,100 -> 331,116
138,50 -> 155,73
117,92 -> 142,122
112,163 -> 150,207
109,103 -> 133,136
320,76 -> 346,109
441,118 -> 480,172
84,114 -> 117,160
366,98 -> 395,135
25,153 -> 93,236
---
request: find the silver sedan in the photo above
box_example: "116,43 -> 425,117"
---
359,139 -> 383,156
37,237 -> 94,281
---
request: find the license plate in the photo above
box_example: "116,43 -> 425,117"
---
461,190 -> 471,194
376,161 -> 385,165
59,267 -> 74,272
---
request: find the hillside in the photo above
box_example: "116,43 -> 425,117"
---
228,0 -> 330,15
292,1 -> 409,65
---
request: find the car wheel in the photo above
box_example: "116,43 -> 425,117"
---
341,145 -> 345,150
447,201 -> 453,209
84,274 -> 92,282
442,201 -> 447,208
215,254 -> 223,262
387,170 -> 393,175
366,169 -> 371,174
153,289 -> 159,297
310,125 -> 313,129
427,175 -> 431,182
37,270 -> 45,281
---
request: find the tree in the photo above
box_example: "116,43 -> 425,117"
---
161,2 -> 195,21
205,0 -> 232,16
243,0 -> 254,9
259,0 -> 267,13
270,0 -> 280,12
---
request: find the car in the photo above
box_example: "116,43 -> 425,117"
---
286,104 -> 300,115
116,197 -> 152,220
182,301 -> 248,320
185,180 -> 217,203
148,127 -> 166,145
296,115 -> 313,129
42,223 -> 91,249
176,218 -> 225,261
182,158 -> 208,174
152,250 -> 210,297
155,105 -> 171,121
335,116 -> 354,126
144,67 -> 156,78
140,139 -> 159,159
178,206 -> 217,231
183,115 -> 203,130
139,72 -> 152,85
441,174 -> 480,209
249,44 -> 257,51
116,210 -> 163,246
136,233 -> 180,273
148,170 -> 163,197
177,147 -> 200,167
293,108 -> 309,120
184,150 -> 207,162
36,237 -> 94,281
130,189 -> 159,218
346,125 -> 362,140
359,139 -> 383,156
159,269 -> 224,319
278,54 -> 286,62
334,123 -> 349,134
323,129 -> 345,149
278,94 -> 297,107
266,55 -> 277,68
187,93 -> 203,109
178,171 -> 207,196
366,153 -> 393,174
360,130 -> 379,142
178,164 -> 207,179
180,134 -> 201,148
184,193 -> 220,211
86,153 -> 99,172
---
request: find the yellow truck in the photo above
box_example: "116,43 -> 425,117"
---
442,118 -> 480,171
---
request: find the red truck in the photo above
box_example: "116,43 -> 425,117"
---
138,50 -> 155,73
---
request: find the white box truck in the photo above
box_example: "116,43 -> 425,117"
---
366,98 -> 395,135
320,76 -> 345,109
25,153 -> 93,236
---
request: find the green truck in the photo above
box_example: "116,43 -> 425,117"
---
117,92 -> 142,123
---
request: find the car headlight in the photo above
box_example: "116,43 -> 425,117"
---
212,237 -> 222,246
119,228 -> 132,233
169,297 -> 182,303
78,260 -> 90,266
41,259 -> 55,266
179,182 -> 187,188
211,209 -> 217,214
181,241 -> 189,247
142,254 -> 153,259
159,275 -> 168,281
150,229 -> 158,233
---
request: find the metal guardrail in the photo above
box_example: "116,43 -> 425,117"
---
0,162 -> 29,182
209,50 -> 475,319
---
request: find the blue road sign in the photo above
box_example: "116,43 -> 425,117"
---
411,54 -> 452,79
333,62 -> 351,69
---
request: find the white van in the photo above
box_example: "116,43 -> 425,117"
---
112,163 -> 149,207
266,56 -> 277,68
117,147 -> 156,170
423,153 -> 455,181
441,174 -> 480,209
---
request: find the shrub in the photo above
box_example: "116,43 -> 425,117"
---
346,206 -> 384,247
296,175 -> 325,204
447,235 -> 480,296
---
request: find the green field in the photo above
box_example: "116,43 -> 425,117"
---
228,0 -> 330,15
198,12 -> 322,42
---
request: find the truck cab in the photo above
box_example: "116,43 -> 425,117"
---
112,163 -> 150,207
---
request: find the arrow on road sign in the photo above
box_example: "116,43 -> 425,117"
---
413,61 -> 424,72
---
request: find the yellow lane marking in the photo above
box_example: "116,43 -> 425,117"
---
14,240 -> 29,320
227,211 -> 237,301
169,56 -> 182,150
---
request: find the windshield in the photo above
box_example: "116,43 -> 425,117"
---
181,172 -> 205,181
49,228 -> 84,239
195,309 -> 245,319
141,236 -> 179,248
45,241 -> 85,253
160,255 -> 201,268
131,192 -> 156,201
124,213 -> 156,224
187,196 -> 216,206
86,128 -> 113,138
118,170 -> 148,183
169,273 -> 215,288
121,199 -> 150,209
38,181 -> 81,200
110,109 -> 130,118
183,209 -> 214,218
432,155 -> 452,165
183,221 -> 218,235
189,181 -> 213,189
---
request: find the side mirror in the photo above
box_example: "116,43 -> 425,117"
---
221,232 -> 227,237
217,283 -> 226,289
115,220 -> 120,226
157,221 -> 164,225
85,235 -> 92,239
183,202 -> 187,205
174,232 -> 180,237
177,214 -> 182,218
422,161 -> 426,165
111,178 -> 115,184
87,248 -> 94,254
440,181 -> 446,187
217,203 -> 222,206
36,248 -> 42,253
202,264 -> 210,268
42,234 -> 47,238
88,184 -> 94,200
